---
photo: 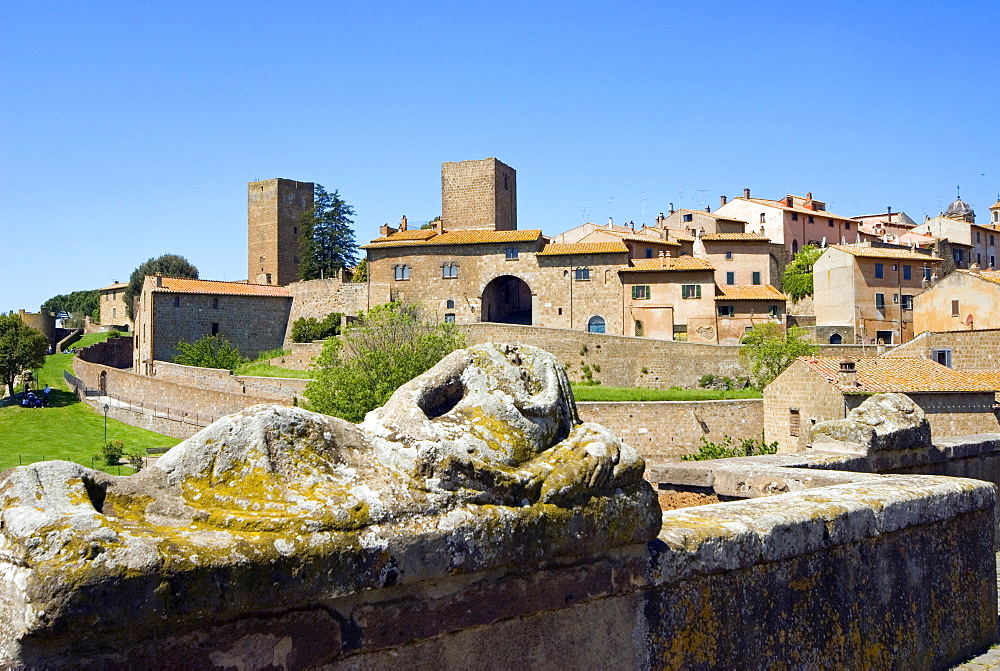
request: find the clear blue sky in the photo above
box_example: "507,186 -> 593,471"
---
2,1 -> 998,314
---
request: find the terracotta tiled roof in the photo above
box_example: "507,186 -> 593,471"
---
596,229 -> 680,246
700,232 -> 770,241
959,270 -> 1000,286
961,370 -> 1000,390
100,282 -> 129,291
363,229 -> 543,248
620,256 -> 714,272
827,245 -> 941,261
735,197 -> 855,222
799,356 -> 994,393
715,285 -> 786,300
668,232 -> 696,242
537,242 -> 629,256
148,277 -> 290,297
371,229 -> 439,243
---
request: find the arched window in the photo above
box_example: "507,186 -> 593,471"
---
792,239 -> 799,255
829,333 -> 843,344
446,299 -> 455,309
587,316 -> 605,333
634,320 -> 644,337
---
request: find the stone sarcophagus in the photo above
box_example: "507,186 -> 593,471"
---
0,344 -> 660,668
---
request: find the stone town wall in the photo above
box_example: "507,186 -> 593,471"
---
77,336 -> 134,369
283,278 -> 367,344
887,328 -> 1000,369
578,399 -> 763,460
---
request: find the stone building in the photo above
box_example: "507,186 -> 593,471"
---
763,356 -> 1000,450
813,244 -> 942,345
441,158 -> 516,231
913,268 -> 1000,333
247,178 -> 314,287
715,191 -> 858,258
133,276 -> 291,374
98,282 -> 132,332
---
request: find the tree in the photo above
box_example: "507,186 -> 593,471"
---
0,314 -> 48,398
174,335 -> 246,371
40,289 -> 99,322
298,185 -> 358,281
739,323 -> 818,390
782,245 -> 825,301
290,312 -> 343,343
305,302 -> 466,422
351,257 -> 368,283
124,254 -> 199,320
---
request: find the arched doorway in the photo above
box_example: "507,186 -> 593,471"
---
829,333 -> 843,344
588,316 -> 606,333
482,276 -> 532,325
99,371 -> 107,395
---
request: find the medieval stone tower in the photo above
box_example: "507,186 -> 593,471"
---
441,158 -> 517,231
247,178 -> 314,286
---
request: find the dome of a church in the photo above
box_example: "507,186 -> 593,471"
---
943,196 -> 975,222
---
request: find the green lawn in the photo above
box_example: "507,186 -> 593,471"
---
570,385 -> 762,402
234,362 -> 314,379
0,332 -> 180,473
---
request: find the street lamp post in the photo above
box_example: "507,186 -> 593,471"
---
103,403 -> 109,444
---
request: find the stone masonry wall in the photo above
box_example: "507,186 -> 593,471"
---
887,328 -> 1000,369
578,399 -> 763,460
247,178 -> 313,287
78,336 -> 134,369
283,278 -> 367,344
441,158 -> 516,231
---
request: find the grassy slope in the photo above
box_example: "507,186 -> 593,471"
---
234,362 -> 314,379
0,332 -> 180,472
570,385 -> 762,402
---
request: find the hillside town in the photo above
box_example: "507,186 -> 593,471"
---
7,159 -> 1000,667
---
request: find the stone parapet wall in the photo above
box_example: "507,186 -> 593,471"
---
78,336 -> 134,369
151,361 -> 307,402
459,323 -> 747,387
578,399 -> 763,460
283,278 -> 367,345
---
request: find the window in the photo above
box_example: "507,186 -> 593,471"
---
893,294 -> 899,304
173,297 -> 180,308
112,307 -> 116,318
394,264 -> 410,280
901,295 -> 914,310
717,305 -> 734,317
808,216 -> 814,224
446,299 -> 455,309
631,285 -> 651,300
760,213 -> 766,223
588,316 -> 606,333
977,231 -> 981,243
829,333 -> 843,344
444,313 -> 456,323
876,330 -> 893,345
293,256 -> 299,265
952,299 -> 960,317
752,271 -> 761,285
575,268 -> 590,281
903,265 -> 912,280
505,247 -> 519,260
874,263 -> 884,279
828,219 -> 834,227
978,253 -> 982,266
789,409 -> 801,437
212,298 -> 219,309
681,284 -> 702,299
725,251 -> 733,260
992,235 -> 996,246
791,212 -> 798,221
892,264 -> 897,272
844,222 -> 850,230
634,320 -> 644,337
923,266 -> 931,281
211,323 -> 219,336
875,293 -> 885,310
933,349 -> 953,367
954,249 -> 964,264
646,248 -> 652,258
293,226 -> 297,235
726,271 -> 735,285
683,213 -> 693,223
992,256 -> 996,268
768,305 -> 779,317
442,263 -> 458,278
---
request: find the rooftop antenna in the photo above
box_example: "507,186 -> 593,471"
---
641,192 -> 647,226
579,206 -> 588,222
608,196 -> 614,221
697,189 -> 710,209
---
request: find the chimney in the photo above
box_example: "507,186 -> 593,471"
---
761,226 -> 766,236
838,359 -> 857,387
786,196 -> 794,207
887,206 -> 892,218
705,205 -> 711,213
743,188 -> 750,199
435,218 -> 444,234
155,273 -> 163,288
669,203 -> 675,214
720,195 -> 727,207
971,263 -> 981,275
400,215 -> 408,231
608,217 -> 614,228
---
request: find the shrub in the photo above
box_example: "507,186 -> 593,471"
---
101,439 -> 125,466
126,448 -> 145,472
782,244 -> 824,300
698,374 -> 715,388
740,323 -> 818,389
291,312 -> 343,343
681,435 -> 779,461
174,335 -> 247,371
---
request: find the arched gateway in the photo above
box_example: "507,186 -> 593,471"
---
481,275 -> 532,325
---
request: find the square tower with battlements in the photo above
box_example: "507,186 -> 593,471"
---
248,178 -> 314,286
441,158 -> 517,231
